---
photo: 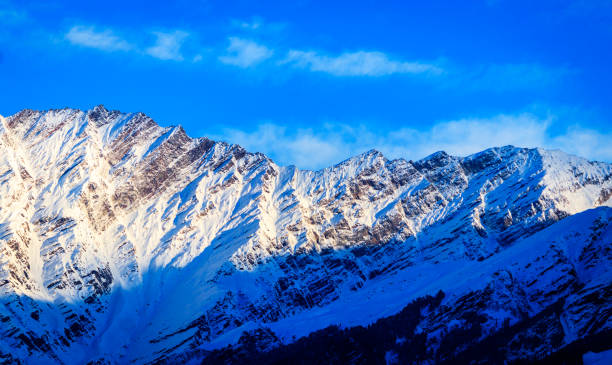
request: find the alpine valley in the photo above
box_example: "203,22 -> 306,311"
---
0,106 -> 611,364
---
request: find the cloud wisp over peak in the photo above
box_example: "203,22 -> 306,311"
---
218,37 -> 274,68
210,113 -> 612,170
282,50 -> 443,76
65,25 -> 133,52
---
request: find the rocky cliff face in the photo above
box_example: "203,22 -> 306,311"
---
0,106 -> 610,364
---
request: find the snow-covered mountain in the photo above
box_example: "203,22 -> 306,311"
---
0,106 -> 610,364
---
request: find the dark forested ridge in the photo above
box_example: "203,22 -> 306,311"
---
168,288 -> 610,364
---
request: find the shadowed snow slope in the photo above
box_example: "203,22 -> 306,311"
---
0,106 -> 610,363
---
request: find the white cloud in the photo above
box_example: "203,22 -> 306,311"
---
390,114 -> 552,158
213,124 -> 344,169
210,114 -> 612,170
146,30 -> 189,61
230,17 -> 286,33
238,19 -> 261,30
282,50 -> 442,76
551,126 -> 612,163
65,25 -> 132,51
65,26 -> 193,61
218,37 -> 274,68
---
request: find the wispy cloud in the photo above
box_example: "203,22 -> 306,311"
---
230,16 -> 286,33
551,125 -> 612,163
64,25 -> 195,62
282,50 -> 443,77
218,37 -> 274,68
60,21 -> 567,94
214,124 -> 342,169
146,30 -> 189,61
211,113 -> 612,169
234,18 -> 262,30
65,25 -> 132,52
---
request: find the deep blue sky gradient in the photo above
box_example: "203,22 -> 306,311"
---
1,0 -> 610,168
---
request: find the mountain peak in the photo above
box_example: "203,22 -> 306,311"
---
350,148 -> 385,162
87,104 -> 114,126
325,148 -> 387,174
93,104 -> 107,111
364,148 -> 383,156
413,150 -> 453,167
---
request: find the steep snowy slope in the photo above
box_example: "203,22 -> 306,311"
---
0,106 -> 610,363
200,206 -> 612,364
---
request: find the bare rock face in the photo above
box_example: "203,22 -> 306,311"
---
0,106 -> 611,363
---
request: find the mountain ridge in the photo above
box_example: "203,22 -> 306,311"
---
0,106 -> 610,363
4,104 -> 609,172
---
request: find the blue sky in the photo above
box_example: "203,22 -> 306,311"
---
1,0 -> 611,169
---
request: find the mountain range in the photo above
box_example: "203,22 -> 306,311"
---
0,106 -> 610,364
